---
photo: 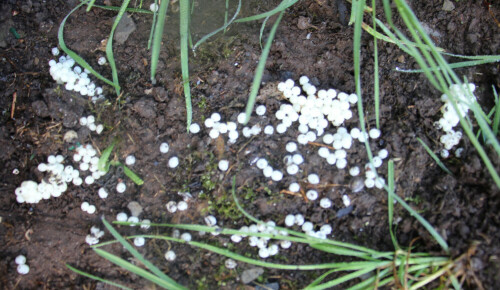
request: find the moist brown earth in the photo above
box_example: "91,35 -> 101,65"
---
1,0 -> 499,289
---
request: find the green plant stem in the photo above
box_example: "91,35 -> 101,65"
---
244,11 -> 284,124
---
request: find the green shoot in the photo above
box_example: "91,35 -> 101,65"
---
97,141 -> 144,185
98,218 -> 186,289
244,12 -> 284,124
105,0 -> 131,96
65,264 -> 132,290
179,0 -> 192,130
372,0 -> 380,129
416,137 -> 453,175
150,0 -> 169,84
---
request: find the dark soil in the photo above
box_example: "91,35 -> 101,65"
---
1,0 -> 499,289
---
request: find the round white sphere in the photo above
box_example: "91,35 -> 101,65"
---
168,156 -> 179,168
15,255 -> 26,265
116,182 -> 126,193
125,155 -> 136,165
159,142 -> 169,153
17,264 -> 30,275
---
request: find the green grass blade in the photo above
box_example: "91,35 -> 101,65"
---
243,11 -> 284,124
86,0 -> 97,11
305,266 -> 379,290
391,192 -> 449,254
493,86 -> 500,136
98,141 -> 115,172
387,160 -> 399,249
100,218 -> 186,289
58,1 -> 117,90
442,52 -> 500,60
306,269 -> 336,288
347,268 -> 392,290
105,0 -> 130,96
180,0 -> 192,129
150,0 -> 169,84
224,0 -> 229,33
109,161 -> 144,185
371,0 -> 380,129
416,137 -> 452,175
65,263 -> 132,290
192,0 -> 241,51
310,243 -> 375,260
259,16 -> 270,49
83,3 -> 152,13
396,58 -> 500,73
147,0 -> 158,50
235,0 -> 297,23
93,248 -> 184,289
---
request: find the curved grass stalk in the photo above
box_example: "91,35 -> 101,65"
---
58,1 -> 118,91
150,0 -> 169,84
396,58 -> 500,73
192,0 -> 241,52
371,0 -> 380,129
100,218 -> 187,290
244,11 -> 284,124
105,0 -> 131,96
416,138 -> 453,175
179,0 -> 192,129
147,0 -> 158,50
66,264 -> 132,290
235,0 -> 297,23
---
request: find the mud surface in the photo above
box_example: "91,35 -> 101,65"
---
1,0 -> 499,289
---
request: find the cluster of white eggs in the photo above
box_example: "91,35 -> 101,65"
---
15,155 -> 70,204
284,213 -> 332,239
79,115 -> 104,134
49,47 -> 105,102
436,83 -> 477,156
72,144 -> 107,186
15,255 -> 30,275
85,226 -> 105,246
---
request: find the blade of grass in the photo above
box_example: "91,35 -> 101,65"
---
387,160 -> 399,249
105,0 -> 131,96
100,218 -> 186,289
84,3 -> 152,13
305,266 -> 380,290
416,137 -> 452,175
86,0 -> 97,11
150,0 -> 169,84
235,0 -> 297,23
97,141 -> 115,172
109,161 -> 144,185
493,86 -> 500,135
347,268 -> 392,290
147,0 -> 158,50
179,0 -> 192,129
224,0 -> 229,33
305,269 -> 336,288
65,264 -> 133,290
259,16 -> 271,49
395,58 -> 500,73
58,1 -> 117,90
93,248 -> 184,289
371,0 -> 380,129
192,0 -> 241,51
244,11 -> 284,124
391,192 -> 449,253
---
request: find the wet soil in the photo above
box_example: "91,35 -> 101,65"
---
1,0 -> 499,289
